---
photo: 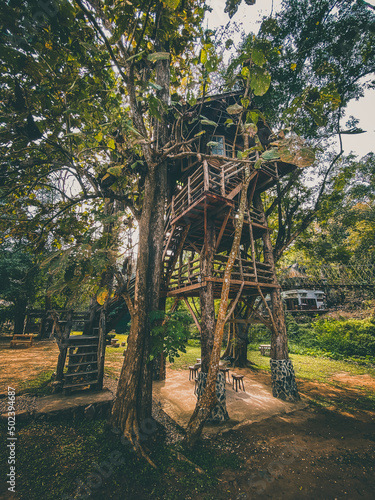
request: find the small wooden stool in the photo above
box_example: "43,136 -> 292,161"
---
189,365 -> 199,381
232,374 -> 245,392
219,367 -> 230,383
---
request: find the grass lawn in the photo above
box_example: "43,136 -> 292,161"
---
169,344 -> 375,386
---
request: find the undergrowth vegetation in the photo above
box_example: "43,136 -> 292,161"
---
248,314 -> 375,366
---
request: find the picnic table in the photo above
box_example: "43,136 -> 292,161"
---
259,344 -> 271,356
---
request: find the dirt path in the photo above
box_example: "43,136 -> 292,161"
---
215,407 -> 375,499
0,339 -> 59,395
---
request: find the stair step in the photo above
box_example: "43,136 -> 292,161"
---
65,370 -> 98,378
63,380 -> 98,389
67,361 -> 97,368
68,344 -> 98,349
69,336 -> 98,341
68,352 -> 98,358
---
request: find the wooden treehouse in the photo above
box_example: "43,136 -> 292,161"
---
162,92 -> 298,364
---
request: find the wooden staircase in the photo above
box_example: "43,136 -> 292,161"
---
51,310 -> 105,394
63,334 -> 99,394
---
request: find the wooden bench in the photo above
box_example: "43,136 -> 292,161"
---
10,334 -> 33,348
259,344 -> 271,356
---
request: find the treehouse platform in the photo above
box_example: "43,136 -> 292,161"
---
162,156 -> 291,300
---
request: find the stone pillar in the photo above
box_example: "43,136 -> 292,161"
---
196,371 -> 229,422
270,359 -> 300,401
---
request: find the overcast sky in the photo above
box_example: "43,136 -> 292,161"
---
206,0 -> 375,159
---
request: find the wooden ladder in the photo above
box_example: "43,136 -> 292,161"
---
63,335 -> 99,394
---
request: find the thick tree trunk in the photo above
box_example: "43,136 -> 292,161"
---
233,322 -> 249,367
13,300 -> 26,334
152,296 -> 167,381
110,51 -> 169,457
253,193 -> 300,402
110,163 -> 167,445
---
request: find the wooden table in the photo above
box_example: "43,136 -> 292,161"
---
259,344 -> 271,356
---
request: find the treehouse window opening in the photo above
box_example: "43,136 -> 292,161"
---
210,136 -> 226,156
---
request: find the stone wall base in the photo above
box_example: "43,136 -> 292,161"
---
270,359 -> 300,402
196,371 -> 229,422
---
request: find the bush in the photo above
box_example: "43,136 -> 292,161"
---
288,316 -> 375,359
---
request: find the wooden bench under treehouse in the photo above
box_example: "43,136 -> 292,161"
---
10,334 -> 33,348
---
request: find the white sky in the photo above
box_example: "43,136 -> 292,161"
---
207,0 -> 375,158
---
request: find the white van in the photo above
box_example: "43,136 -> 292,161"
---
281,289 -> 326,312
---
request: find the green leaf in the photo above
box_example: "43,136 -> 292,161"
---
207,141 -> 219,147
200,119 -> 217,127
107,165 -> 123,177
248,111 -> 259,124
241,97 -> 250,109
147,52 -> 170,62
261,148 -> 280,161
200,48 -> 207,65
250,67 -> 271,96
107,139 -> 116,150
163,0 -> 181,9
194,130 -> 206,137
149,82 -> 163,91
241,66 -> 250,78
95,131 -> 103,142
254,159 -> 263,169
252,48 -> 266,67
226,103 -> 243,115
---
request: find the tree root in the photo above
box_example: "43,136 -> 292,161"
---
176,452 -> 205,474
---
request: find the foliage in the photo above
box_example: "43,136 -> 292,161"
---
150,310 -> 192,362
224,0 -> 375,263
286,314 -> 375,360
258,0 -> 375,138
0,245 -> 40,323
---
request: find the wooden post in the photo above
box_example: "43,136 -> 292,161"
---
171,195 -> 175,219
188,175 -> 191,205
96,309 -> 106,390
247,209 -> 258,282
203,160 -> 209,192
54,310 -> 72,391
221,166 -> 225,196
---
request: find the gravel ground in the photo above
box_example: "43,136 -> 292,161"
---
104,376 -> 185,444
0,395 -> 37,415
0,376 -> 186,445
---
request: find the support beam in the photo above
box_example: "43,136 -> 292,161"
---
165,224 -> 191,286
182,296 -> 201,333
215,207 -> 232,251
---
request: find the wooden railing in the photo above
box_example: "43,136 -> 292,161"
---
170,159 -> 277,220
167,254 -> 275,291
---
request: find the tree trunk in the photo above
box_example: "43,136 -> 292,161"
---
198,216 -> 228,422
233,322 -> 249,367
152,298 -> 167,381
110,50 -> 169,458
97,309 -> 106,390
185,165 -> 252,447
110,162 -> 167,450
200,217 -> 215,374
13,300 -> 26,334
253,193 -> 300,402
